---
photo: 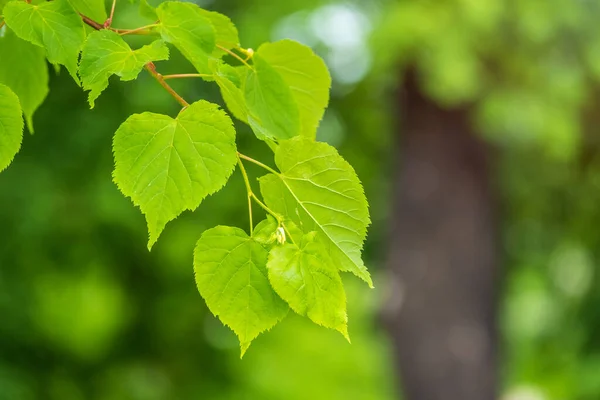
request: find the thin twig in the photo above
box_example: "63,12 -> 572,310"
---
237,155 -> 254,234
144,62 -> 190,108
237,152 -> 279,175
162,73 -> 213,80
78,14 -> 189,108
80,13 -> 157,35
116,23 -> 159,36
217,45 -> 254,69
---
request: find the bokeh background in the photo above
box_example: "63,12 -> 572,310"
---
2,0 -> 600,399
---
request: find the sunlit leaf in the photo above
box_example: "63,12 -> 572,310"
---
245,54 -> 300,140
156,1 -> 216,74
213,63 -> 248,122
0,30 -> 49,132
3,0 -> 86,83
0,84 -> 24,172
79,30 -> 169,107
267,231 -> 349,339
257,40 -> 331,139
194,226 -> 288,356
113,100 -> 237,249
198,9 -> 239,56
259,137 -> 372,286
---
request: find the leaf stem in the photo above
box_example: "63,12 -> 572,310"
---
79,13 -> 158,35
0,20 -> 5,30
104,0 -> 117,28
162,73 -> 213,80
250,193 -> 281,223
217,45 -> 254,70
116,23 -> 159,36
77,13 -> 190,109
237,152 -> 279,175
237,155 -> 254,235
237,155 -> 295,244
144,62 -> 190,108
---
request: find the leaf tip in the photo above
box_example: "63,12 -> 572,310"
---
337,323 -> 351,343
239,341 -> 251,358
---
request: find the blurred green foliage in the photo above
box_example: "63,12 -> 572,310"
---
3,0 -> 600,399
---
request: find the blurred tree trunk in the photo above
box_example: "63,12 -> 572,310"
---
384,73 -> 498,400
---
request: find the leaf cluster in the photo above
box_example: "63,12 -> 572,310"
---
0,0 -> 371,355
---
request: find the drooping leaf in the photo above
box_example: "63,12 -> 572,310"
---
3,0 -> 86,84
244,54 -> 300,140
0,30 -> 49,132
267,232 -> 349,339
194,226 -> 288,355
113,100 -> 237,249
156,1 -> 216,74
213,63 -> 248,122
197,9 -> 239,56
79,30 -> 169,107
257,40 -> 331,139
0,84 -> 24,173
67,0 -> 107,23
259,137 -> 372,287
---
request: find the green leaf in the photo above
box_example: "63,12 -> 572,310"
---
259,137 -> 372,287
194,226 -> 288,355
3,0 -> 86,84
79,30 -> 169,107
0,29 -> 49,132
245,54 -> 300,140
113,100 -> 237,249
257,40 -> 331,139
0,0 -> 10,13
156,1 -> 216,74
67,0 -> 107,23
213,63 -> 248,122
267,232 -> 349,339
198,9 -> 239,56
138,0 -> 157,20
0,84 -> 24,173
252,215 -> 278,245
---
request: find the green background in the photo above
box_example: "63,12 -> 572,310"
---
2,0 -> 600,399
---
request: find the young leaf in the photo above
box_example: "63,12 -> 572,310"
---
67,0 -> 107,23
245,54 -> 300,140
257,40 -> 331,139
213,63 -> 248,122
194,226 -> 288,356
0,84 -> 24,173
79,30 -> 169,107
259,137 -> 372,287
113,100 -> 237,249
156,1 -> 216,74
3,0 -> 86,84
267,232 -> 349,339
0,30 -> 49,132
252,215 -> 278,245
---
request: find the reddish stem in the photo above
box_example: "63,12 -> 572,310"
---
144,62 -> 190,108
